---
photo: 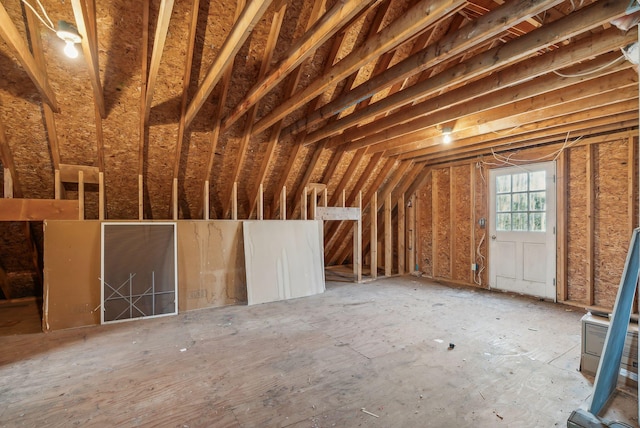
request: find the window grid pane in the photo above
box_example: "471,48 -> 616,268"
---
495,170 -> 547,232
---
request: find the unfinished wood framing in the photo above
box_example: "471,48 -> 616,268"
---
78,171 -> 85,221
0,0 -> 637,343
408,193 -> 416,273
0,199 -> 80,221
203,180 -> 210,220
3,168 -> 12,198
585,144 -> 595,306
184,0 -> 274,128
556,150 -> 568,301
384,192 -> 392,277
398,194 -> 405,275
280,186 -> 286,220
370,191 -> 378,279
354,192 -> 362,282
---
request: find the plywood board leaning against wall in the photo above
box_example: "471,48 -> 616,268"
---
43,221 -> 101,331
177,221 -> 247,311
243,220 -> 325,305
43,220 -> 251,331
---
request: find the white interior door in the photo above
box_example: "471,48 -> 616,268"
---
489,162 -> 556,300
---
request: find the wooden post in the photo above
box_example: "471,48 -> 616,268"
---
586,144 -> 595,305
301,187 -> 308,220
231,181 -> 238,220
628,133 -> 636,232
98,172 -> 104,220
408,193 -> 416,273
311,186 -> 317,220
280,185 -> 286,220
138,174 -> 143,220
449,166 -> 455,280
172,177 -> 178,220
257,182 -> 264,220
3,168 -> 12,198
385,192 -> 392,277
557,150 -> 568,301
322,188 -> 328,207
203,180 -> 210,220
55,169 -> 61,200
398,193 -> 405,275
354,191 -> 362,282
469,164 -> 476,284
340,189 -> 346,207
371,191 -> 378,279
78,170 -> 85,220
432,170 -> 438,278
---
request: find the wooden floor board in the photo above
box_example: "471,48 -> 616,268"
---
0,277 -> 637,427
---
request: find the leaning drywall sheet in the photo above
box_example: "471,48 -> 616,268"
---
177,221 -> 247,311
43,220 -> 101,331
243,221 -> 325,305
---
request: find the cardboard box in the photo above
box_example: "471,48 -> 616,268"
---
580,313 -> 638,386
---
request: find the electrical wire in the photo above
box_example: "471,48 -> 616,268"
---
21,0 -> 55,32
553,54 -> 624,78
475,232 -> 486,286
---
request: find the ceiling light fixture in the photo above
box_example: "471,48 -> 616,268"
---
442,126 -> 453,144
20,1 -> 82,59
56,20 -> 82,59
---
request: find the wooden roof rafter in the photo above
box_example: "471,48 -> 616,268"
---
356,50 -> 635,155
0,1 -> 58,112
246,0 -> 329,219
305,0 -> 573,147
23,6 -> 61,172
321,0 -> 631,150
286,0 -> 396,219
143,0 -> 176,124
413,113 -> 639,166
71,0 -> 105,119
167,0 -> 201,219
138,0 -> 150,218
221,0 -> 383,133
285,0 -> 563,141
183,0 -> 275,129
402,102 -> 639,162
253,0 -> 468,138
221,0 -> 287,219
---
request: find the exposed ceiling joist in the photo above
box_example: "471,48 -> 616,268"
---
253,0 -> 467,137
71,0 -> 105,118
24,6 -> 61,170
184,0 -> 274,129
144,0 -> 175,123
406,106 -> 638,162
222,0 -> 287,218
201,0 -> 247,219
222,0 -> 380,132
289,0 -> 564,140
0,1 -> 58,112
313,0 -> 631,148
249,0 -> 329,218
368,60 -> 635,155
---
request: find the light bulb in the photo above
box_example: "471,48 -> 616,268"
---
63,41 -> 78,59
442,126 -> 453,144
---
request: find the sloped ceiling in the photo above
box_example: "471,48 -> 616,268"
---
0,0 -> 637,220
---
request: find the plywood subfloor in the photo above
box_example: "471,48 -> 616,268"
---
0,277 -> 637,427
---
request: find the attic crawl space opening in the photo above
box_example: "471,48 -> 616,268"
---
101,222 -> 178,324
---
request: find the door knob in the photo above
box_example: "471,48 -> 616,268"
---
491,235 -> 496,240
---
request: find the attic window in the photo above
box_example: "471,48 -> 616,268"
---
495,171 -> 547,232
